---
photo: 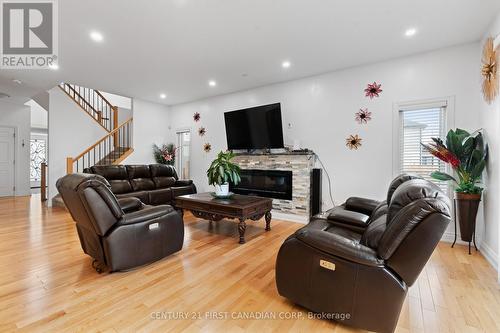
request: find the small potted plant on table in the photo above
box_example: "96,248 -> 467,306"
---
207,151 -> 241,197
422,129 -> 487,254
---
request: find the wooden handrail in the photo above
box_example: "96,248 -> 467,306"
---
64,84 -> 101,116
71,118 -> 133,162
95,90 -> 116,109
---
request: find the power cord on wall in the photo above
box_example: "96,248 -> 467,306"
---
313,152 -> 336,209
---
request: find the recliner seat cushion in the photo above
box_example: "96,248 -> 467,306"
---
172,186 -> 195,197
148,188 -> 173,205
150,164 -> 179,188
116,191 -> 150,205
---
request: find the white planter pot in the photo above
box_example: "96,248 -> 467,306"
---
215,183 -> 229,196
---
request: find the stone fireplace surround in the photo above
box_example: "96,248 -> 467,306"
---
232,151 -> 315,223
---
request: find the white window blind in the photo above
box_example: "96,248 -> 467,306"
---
399,106 -> 447,191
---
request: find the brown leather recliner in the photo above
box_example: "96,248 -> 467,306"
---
276,178 -> 451,333
56,173 -> 184,272
322,174 -> 423,233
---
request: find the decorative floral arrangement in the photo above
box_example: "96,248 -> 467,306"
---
152,143 -> 177,165
203,143 -> 212,152
421,129 -> 487,194
346,134 -> 362,150
198,127 -> 206,136
355,108 -> 372,124
193,112 -> 201,122
364,82 -> 383,99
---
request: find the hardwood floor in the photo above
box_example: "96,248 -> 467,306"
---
0,195 -> 499,332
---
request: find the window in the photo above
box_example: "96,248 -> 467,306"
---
398,101 -> 448,191
176,130 -> 191,179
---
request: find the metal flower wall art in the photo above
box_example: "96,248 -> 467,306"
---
198,127 -> 206,136
203,143 -> 212,152
481,37 -> 498,104
193,112 -> 201,122
364,82 -> 383,99
355,108 -> 372,124
346,134 -> 362,150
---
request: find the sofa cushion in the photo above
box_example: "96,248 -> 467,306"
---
116,191 -> 150,205
130,178 -> 155,192
153,176 -> 176,189
90,165 -> 132,194
150,164 -> 178,179
148,188 -> 173,206
126,165 -> 152,179
172,185 -> 195,198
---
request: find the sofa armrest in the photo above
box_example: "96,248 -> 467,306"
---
345,197 -> 381,216
117,197 -> 143,213
118,205 -> 175,225
327,208 -> 369,228
174,179 -> 193,187
295,228 -> 384,267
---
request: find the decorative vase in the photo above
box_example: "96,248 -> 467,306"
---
215,183 -> 229,196
454,192 -> 481,242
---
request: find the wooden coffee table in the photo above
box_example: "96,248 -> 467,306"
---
174,193 -> 273,244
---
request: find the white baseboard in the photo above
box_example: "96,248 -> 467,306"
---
441,231 -> 498,271
272,211 -> 309,224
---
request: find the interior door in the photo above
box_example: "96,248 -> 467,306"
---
0,127 -> 15,197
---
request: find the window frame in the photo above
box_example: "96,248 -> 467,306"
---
392,97 -> 455,195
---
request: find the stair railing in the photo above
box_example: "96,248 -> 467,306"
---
59,83 -> 118,132
66,118 -> 133,174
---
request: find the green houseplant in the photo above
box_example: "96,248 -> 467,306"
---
207,151 -> 241,196
421,128 -> 487,244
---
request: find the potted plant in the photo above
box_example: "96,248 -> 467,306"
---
153,143 -> 177,166
207,151 -> 241,196
422,129 -> 487,244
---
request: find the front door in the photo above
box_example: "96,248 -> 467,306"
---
0,127 -> 15,197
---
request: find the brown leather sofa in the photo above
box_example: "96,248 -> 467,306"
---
56,173 -> 184,272
84,164 -> 196,205
275,177 -> 451,332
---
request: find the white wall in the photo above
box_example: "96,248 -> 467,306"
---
125,99 -> 170,164
0,100 -> 31,196
27,100 -> 48,130
47,87 -> 107,202
168,42 -> 481,240
101,91 -> 132,109
479,13 -> 500,274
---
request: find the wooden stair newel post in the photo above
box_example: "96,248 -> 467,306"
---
113,106 -> 119,150
66,157 -> 74,174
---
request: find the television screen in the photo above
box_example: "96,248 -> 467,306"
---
224,103 -> 284,150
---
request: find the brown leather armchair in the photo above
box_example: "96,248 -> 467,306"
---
276,178 -> 451,333
56,173 -> 184,272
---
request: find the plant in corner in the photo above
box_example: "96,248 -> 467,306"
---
207,151 -> 241,196
421,128 -> 488,246
152,143 -> 177,166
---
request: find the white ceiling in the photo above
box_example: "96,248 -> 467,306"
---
1,0 -> 499,106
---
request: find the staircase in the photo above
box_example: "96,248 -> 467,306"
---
60,83 -> 117,132
61,82 -> 134,174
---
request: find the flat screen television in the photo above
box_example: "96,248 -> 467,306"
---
224,103 -> 284,150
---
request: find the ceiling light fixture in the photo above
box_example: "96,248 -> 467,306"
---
208,80 -> 217,87
282,61 -> 291,68
90,31 -> 104,42
405,28 -> 417,37
160,93 -> 167,99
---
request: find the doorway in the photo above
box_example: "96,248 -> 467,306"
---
0,126 -> 15,197
176,130 -> 191,179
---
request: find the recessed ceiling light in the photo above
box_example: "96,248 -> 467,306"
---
282,61 -> 291,68
160,93 -> 167,99
90,31 -> 104,42
208,80 -> 217,87
48,63 -> 59,70
12,79 -> 22,85
405,28 -> 417,37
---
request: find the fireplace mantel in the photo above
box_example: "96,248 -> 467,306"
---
232,152 -> 316,223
